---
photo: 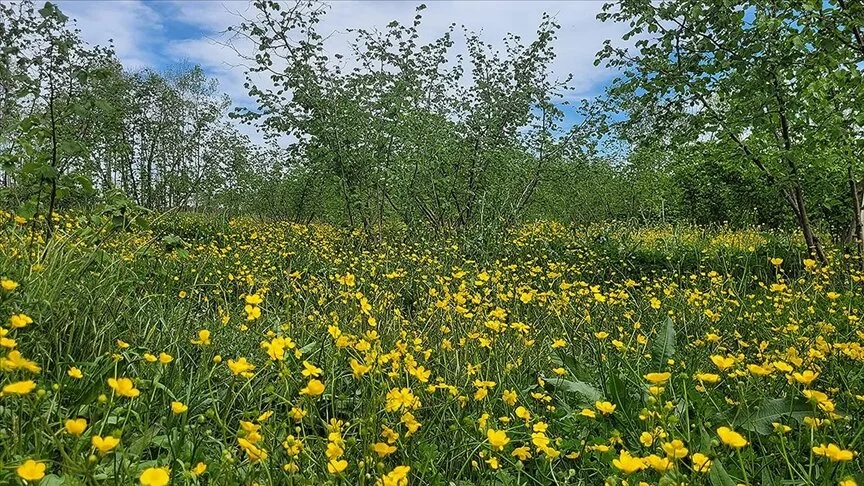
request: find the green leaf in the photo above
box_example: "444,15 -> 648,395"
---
651,316 -> 676,367
604,371 -> 633,416
149,435 -> 172,450
709,459 -> 737,486
545,376 -> 603,404
761,465 -> 778,486
39,475 -> 82,486
17,201 -> 37,219
299,340 -> 319,354
738,397 -> 813,435
128,426 -> 158,456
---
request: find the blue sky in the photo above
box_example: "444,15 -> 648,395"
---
57,1 -> 626,142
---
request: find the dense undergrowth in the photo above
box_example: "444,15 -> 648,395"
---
1,212 -> 862,485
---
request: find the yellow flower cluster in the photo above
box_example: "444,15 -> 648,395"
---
0,213 -> 861,484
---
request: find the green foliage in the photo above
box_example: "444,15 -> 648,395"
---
738,397 -> 813,436
0,1 -> 274,229
651,317 -> 676,369
597,0 -> 864,256
231,1 -> 603,236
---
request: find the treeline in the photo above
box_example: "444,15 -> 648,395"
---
3,0 -> 864,258
0,1 -> 284,223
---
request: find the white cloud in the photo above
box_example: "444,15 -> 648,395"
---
57,0 -> 164,70
318,1 -> 623,97
55,0 -> 627,144
163,1 -> 625,99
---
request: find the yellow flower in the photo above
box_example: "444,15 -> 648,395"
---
171,401 -> 188,414
792,370 -> 819,386
158,352 -> 173,364
289,407 -> 307,421
812,443 -> 854,462
0,328 -> 16,349
770,257 -> 783,266
551,338 -> 566,349
191,329 -> 211,345
639,431 -> 654,447
2,380 -> 36,395
512,446 -> 532,461
9,313 -> 33,329
0,350 -> 41,373
716,426 -> 748,448
257,410 -> 273,422
644,372 -> 671,384
612,450 -> 644,474
502,389 -> 517,406
644,454 -> 672,472
244,304 -> 261,320
144,353 -> 157,363
326,441 -> 344,460
373,442 -> 397,457
804,416 -> 825,429
515,406 -> 531,420
64,418 -> 87,436
68,366 -> 83,379
580,408 -> 596,418
237,437 -> 268,462
692,452 -> 712,472
400,412 -> 421,435
710,355 -> 736,371
1,278 -> 19,292
92,435 -> 120,454
16,459 -> 45,481
747,364 -> 773,376
190,462 -> 207,477
773,361 -> 793,373
377,465 -> 410,486
385,387 -> 420,411
300,379 -> 325,397
116,339 -> 130,349
327,459 -> 348,474
594,331 -> 609,340
662,439 -> 688,459
302,361 -> 322,377
139,467 -> 170,486
227,357 -> 255,376
595,401 -> 616,415
487,429 -> 510,450
107,377 -> 140,398
350,359 -> 371,379
839,478 -> 857,486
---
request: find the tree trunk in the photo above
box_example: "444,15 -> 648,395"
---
848,167 -> 864,260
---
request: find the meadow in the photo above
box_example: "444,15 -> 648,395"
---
1,212 -> 862,485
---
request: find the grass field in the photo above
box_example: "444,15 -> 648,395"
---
1,213 -> 863,485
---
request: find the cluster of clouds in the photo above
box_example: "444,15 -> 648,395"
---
57,0 -> 628,142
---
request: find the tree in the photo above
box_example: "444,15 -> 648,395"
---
2,1 -> 263,227
230,1 -> 587,235
597,0 -> 864,260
